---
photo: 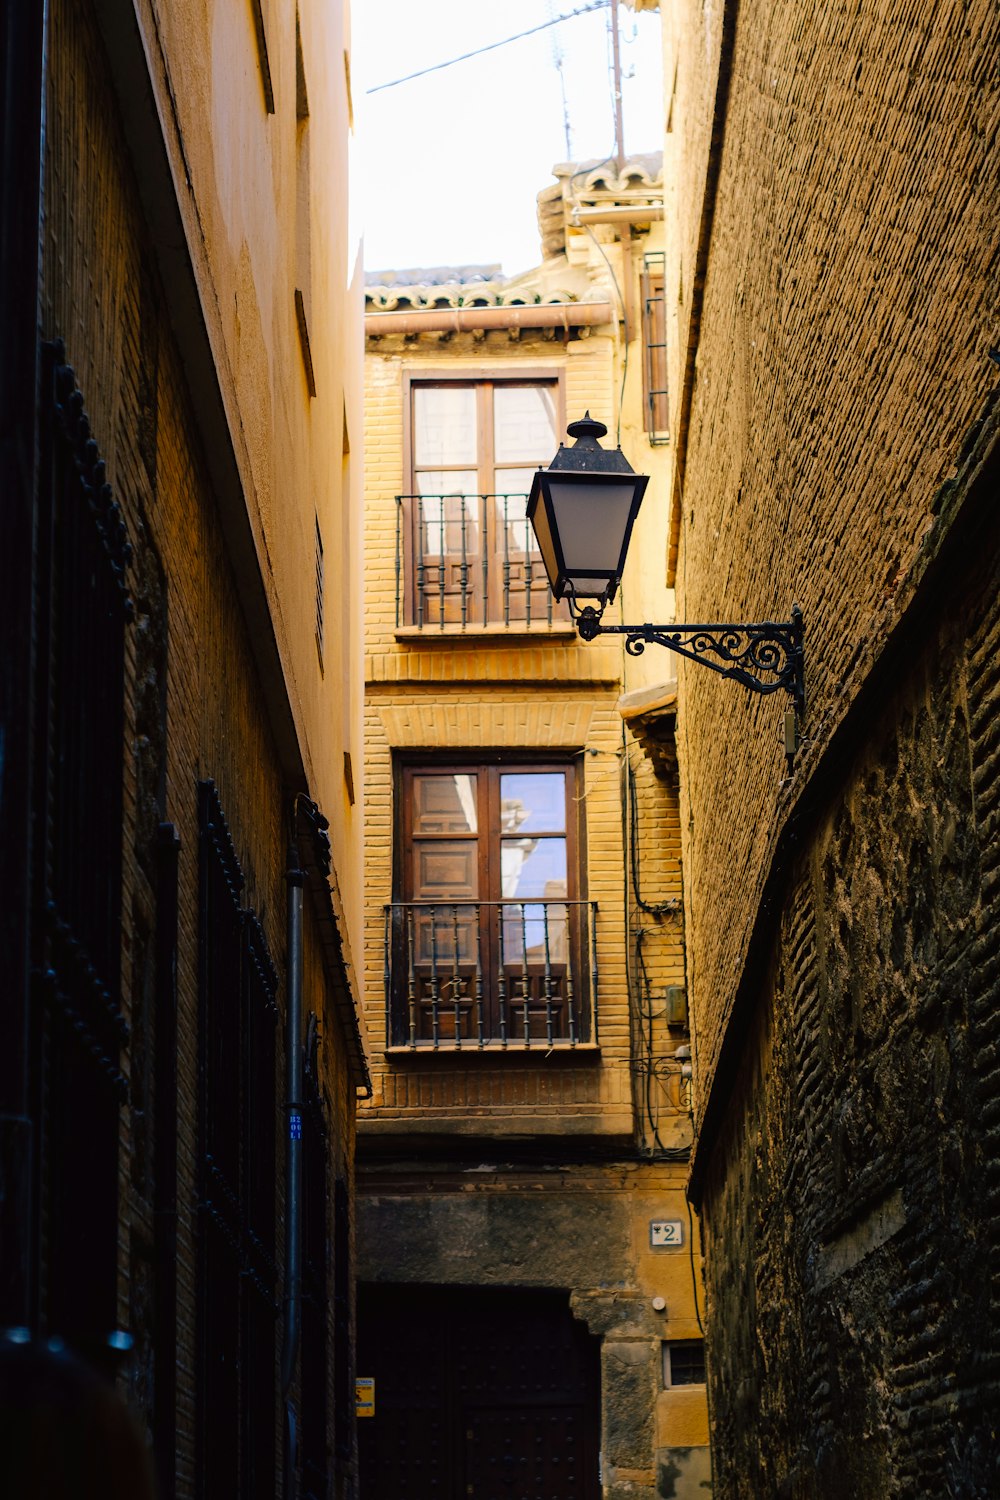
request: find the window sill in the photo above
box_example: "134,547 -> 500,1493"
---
394,622 -> 578,644
385,1041 -> 601,1061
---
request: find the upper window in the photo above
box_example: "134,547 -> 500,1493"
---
398,379 -> 568,629
385,758 -> 596,1050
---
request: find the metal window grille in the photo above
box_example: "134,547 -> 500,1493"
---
35,342 -> 132,1347
384,900 -> 599,1050
197,780 -> 279,1500
663,1339 -> 706,1387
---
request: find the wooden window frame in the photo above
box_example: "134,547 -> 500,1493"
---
399,369 -> 566,628
389,752 -> 590,1047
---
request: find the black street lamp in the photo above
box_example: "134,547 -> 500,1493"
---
527,414 -> 805,718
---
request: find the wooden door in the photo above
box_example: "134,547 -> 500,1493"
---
357,1286 -> 601,1500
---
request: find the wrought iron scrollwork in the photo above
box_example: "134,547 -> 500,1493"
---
574,602 -> 805,712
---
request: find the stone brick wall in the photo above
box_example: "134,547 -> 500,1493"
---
665,0 -> 1000,1098
699,489 -> 1000,1493
656,0 -> 1000,1489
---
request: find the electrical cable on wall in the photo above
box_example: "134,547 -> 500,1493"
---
622,746 -> 689,1159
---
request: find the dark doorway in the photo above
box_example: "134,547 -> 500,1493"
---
357,1285 -> 601,1500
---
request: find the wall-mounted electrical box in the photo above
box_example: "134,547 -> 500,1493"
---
665,984 -> 687,1027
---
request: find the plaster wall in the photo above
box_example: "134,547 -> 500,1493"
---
108,0 -> 366,968
41,0 -> 362,1477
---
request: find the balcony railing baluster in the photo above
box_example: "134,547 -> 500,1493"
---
566,918 -> 578,1048
519,903 -> 531,1048
384,904 -> 392,1048
416,496 -> 426,628
429,904 -> 440,1049
502,495 -> 511,627
394,498 -> 402,629
451,903 -> 462,1039
405,906 -> 417,1048
497,904 -> 508,1049
398,494 -> 566,630
474,903 -> 485,1048
542,905 -> 554,1048
437,505 -> 446,630
590,905 -> 599,1044
384,901 -> 596,1051
459,504 -> 468,629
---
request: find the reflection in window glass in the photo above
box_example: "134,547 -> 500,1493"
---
494,386 -> 557,463
494,473 -> 541,555
413,387 -> 477,466
411,774 -> 478,834
501,838 -> 567,900
415,481 -> 479,557
500,774 -> 566,834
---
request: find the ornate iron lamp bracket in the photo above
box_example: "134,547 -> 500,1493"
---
573,601 -> 805,714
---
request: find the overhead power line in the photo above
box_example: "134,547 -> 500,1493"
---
366,1 -> 611,95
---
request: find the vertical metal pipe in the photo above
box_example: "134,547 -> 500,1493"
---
282,841 -> 305,1500
480,496 -> 489,624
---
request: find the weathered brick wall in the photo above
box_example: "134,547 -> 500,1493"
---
654,1 -> 1000,1490
667,0 -> 1000,1113
43,0 -> 360,1483
699,503 -> 1000,1493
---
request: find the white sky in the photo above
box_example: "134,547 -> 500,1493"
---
351,1 -> 664,280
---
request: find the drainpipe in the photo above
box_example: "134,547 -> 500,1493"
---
281,835 -> 305,1500
364,300 -> 613,338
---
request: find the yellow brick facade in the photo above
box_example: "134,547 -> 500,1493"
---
356,184 -> 711,1495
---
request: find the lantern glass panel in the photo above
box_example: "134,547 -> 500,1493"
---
546,478 -> 637,596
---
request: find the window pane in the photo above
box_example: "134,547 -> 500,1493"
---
411,774 -> 478,834
501,901 -> 568,965
493,386 -> 556,464
500,837 -> 567,901
414,483 -> 480,557
500,773 -> 566,834
494,477 -> 540,556
664,1340 -> 706,1387
414,387 -> 477,466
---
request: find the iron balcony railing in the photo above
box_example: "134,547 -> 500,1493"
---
383,899 -> 599,1051
394,493 -> 570,629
